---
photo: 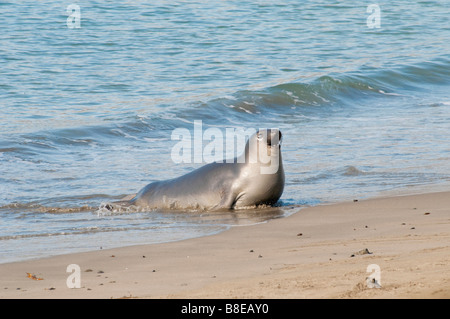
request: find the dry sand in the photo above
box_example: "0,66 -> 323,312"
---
1,191 -> 449,299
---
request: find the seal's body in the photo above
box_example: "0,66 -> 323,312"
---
118,129 -> 284,210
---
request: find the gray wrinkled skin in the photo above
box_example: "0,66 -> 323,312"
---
117,129 -> 284,210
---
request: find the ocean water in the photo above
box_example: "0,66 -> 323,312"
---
1,1 -> 450,263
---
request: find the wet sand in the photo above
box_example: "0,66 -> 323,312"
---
1,191 -> 449,299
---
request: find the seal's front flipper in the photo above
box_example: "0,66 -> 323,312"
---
212,189 -> 239,210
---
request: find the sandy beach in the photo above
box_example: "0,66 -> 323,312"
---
1,191 -> 449,299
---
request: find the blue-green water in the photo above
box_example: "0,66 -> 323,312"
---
1,1 -> 450,263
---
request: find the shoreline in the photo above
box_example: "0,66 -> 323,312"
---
1,190 -> 449,298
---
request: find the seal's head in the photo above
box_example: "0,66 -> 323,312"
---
257,128 -> 282,148
243,128 -> 283,174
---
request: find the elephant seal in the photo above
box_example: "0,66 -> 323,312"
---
114,128 -> 284,210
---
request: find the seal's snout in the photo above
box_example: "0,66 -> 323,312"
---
266,129 -> 282,146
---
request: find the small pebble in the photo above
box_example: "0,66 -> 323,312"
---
350,248 -> 372,257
